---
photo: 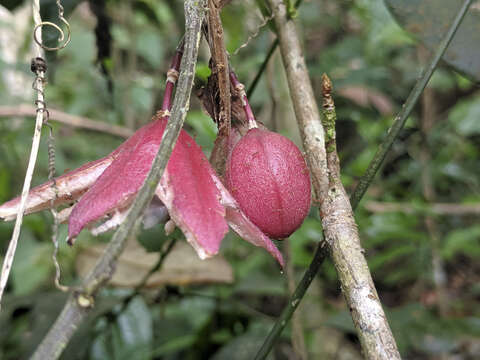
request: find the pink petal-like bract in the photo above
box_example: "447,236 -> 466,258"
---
0,152 -> 119,221
156,129 -> 230,258
0,115 -> 283,265
68,120 -> 164,239
69,117 -> 229,258
209,174 -> 285,267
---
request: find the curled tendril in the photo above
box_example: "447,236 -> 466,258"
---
33,19 -> 71,51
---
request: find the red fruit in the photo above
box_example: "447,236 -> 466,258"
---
225,128 -> 311,239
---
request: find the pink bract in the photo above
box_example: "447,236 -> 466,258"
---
0,116 -> 284,266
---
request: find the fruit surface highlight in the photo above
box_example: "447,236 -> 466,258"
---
225,128 -> 311,239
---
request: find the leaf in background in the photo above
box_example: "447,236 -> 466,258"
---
234,271 -> 284,296
384,0 -> 480,82
88,296 -> 153,360
448,95 -> 480,136
76,239 -> 234,287
10,229 -> 51,295
113,296 -> 153,360
135,28 -> 165,68
288,218 -> 323,267
211,332 -> 275,360
151,297 -> 216,356
442,224 -> 480,260
387,303 -> 480,355
185,110 -> 217,152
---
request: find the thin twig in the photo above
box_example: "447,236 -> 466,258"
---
246,0 -> 303,99
0,104 -> 134,138
418,47 -> 448,316
364,201 -> 480,215
134,238 -> 177,292
31,2 -> 206,358
255,242 -> 328,360
285,241 -> 308,360
247,39 -> 278,99
207,0 -> 231,139
256,0 -> 473,357
350,0 -> 474,210
0,0 -> 47,310
102,237 -> 177,319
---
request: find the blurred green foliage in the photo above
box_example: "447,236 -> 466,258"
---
0,0 -> 479,359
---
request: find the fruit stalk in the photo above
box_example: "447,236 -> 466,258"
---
229,71 -> 258,129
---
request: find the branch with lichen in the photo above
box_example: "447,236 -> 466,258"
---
320,74 -> 336,154
320,74 -> 401,360
30,1 -> 206,359
259,1 -> 400,358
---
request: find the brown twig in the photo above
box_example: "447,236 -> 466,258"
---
30,2 -> 206,358
418,46 -> 448,316
0,104 -> 134,138
285,241 -> 308,360
364,201 -> 480,215
204,0 -> 231,176
207,0 -> 231,137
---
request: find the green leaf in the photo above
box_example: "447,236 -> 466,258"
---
185,110 -> 218,151
385,0 -> 480,81
117,297 -> 152,347
10,230 -> 51,295
442,224 -> 480,260
111,296 -> 153,360
211,331 -> 275,360
289,218 -> 323,267
135,29 -> 165,68
448,96 -> 480,135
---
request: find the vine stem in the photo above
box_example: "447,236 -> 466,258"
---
30,1 -> 206,358
349,0 -> 474,209
0,0 -> 47,310
255,0 -> 473,358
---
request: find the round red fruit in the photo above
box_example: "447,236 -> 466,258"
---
225,128 -> 311,239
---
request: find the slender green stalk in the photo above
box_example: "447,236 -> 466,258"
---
134,238 -> 177,292
247,38 -> 278,98
108,238 -> 178,318
350,0 -> 473,209
254,241 -> 328,360
255,1 -> 473,358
